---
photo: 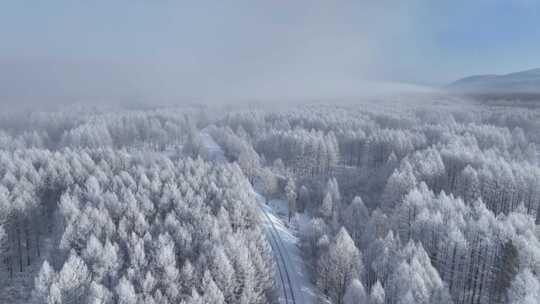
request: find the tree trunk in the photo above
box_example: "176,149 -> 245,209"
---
6,228 -> 13,279
16,219 -> 23,272
35,232 -> 41,258
449,245 -> 457,294
470,245 -> 480,304
25,220 -> 31,266
476,246 -> 487,304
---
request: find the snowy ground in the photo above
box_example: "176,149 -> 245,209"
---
200,129 -> 315,304
200,128 -> 227,162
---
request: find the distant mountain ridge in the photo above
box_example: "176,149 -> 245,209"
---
448,68 -> 540,93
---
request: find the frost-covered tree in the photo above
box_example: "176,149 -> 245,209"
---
318,227 -> 363,304
116,277 -> 138,304
508,268 -> 540,304
385,242 -> 451,304
343,279 -> 367,304
202,271 -> 225,304
381,162 -> 417,213
370,280 -> 385,304
285,176 -> 297,221
54,250 -> 92,304
343,196 -> 369,246
32,260 -> 56,303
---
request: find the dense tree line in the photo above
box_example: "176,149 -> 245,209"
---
0,106 -> 273,304
215,101 -> 540,304
2,100 -> 540,304
0,105 -> 209,150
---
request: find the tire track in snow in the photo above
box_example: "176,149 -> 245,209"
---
256,198 -> 297,304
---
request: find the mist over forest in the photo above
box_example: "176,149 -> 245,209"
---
2,1 -> 540,304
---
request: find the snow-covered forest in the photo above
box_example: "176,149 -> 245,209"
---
1,98 -> 540,304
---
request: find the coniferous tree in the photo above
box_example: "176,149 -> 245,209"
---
494,240 -> 520,303
343,279 -> 367,304
285,176 -> 297,222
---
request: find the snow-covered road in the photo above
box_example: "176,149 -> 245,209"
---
255,193 -> 316,304
200,128 -> 227,162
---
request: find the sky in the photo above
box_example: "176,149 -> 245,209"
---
1,0 -> 539,105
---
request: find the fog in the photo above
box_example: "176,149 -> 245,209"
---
1,1 -> 539,108
0,1 -> 429,108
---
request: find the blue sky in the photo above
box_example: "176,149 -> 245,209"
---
1,0 -> 539,103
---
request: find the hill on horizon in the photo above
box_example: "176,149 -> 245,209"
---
448,68 -> 540,94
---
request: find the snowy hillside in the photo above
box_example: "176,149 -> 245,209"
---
448,68 -> 540,93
